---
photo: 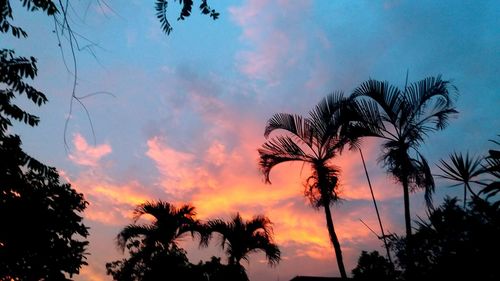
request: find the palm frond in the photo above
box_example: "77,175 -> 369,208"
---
413,154 -> 435,208
437,152 -> 484,183
117,224 -> 153,251
352,79 -> 403,125
250,232 -> 281,266
403,76 -> 458,135
205,218 -> 229,248
258,135 -> 312,183
264,113 -> 313,147
206,213 -> 280,267
479,138 -> 500,198
246,215 -> 273,238
309,91 -> 346,141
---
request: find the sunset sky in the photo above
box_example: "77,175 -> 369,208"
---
5,0 -> 499,280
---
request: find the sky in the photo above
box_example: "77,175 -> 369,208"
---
5,0 -> 500,280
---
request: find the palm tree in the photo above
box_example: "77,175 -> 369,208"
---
108,201 -> 203,280
258,92 -> 351,279
350,75 -> 458,239
117,201 -> 202,252
479,136 -> 500,206
203,213 -> 280,281
437,152 -> 484,208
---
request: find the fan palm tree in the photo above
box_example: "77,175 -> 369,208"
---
437,152 -> 484,208
203,213 -> 280,281
116,200 -> 202,254
258,92 -> 352,279
350,75 -> 458,239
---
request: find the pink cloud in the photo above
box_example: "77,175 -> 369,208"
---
229,1 -> 311,83
68,133 -> 112,167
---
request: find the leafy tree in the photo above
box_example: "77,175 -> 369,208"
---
258,93 -> 351,279
437,152 -> 484,208
203,213 -> 281,281
352,251 -> 400,280
351,76 -> 458,240
0,42 -> 89,281
1,0 -> 58,39
389,197 -> 500,280
106,201 -> 203,281
190,256 -> 233,281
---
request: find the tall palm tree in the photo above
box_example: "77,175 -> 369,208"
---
258,93 -> 351,279
437,152 -> 484,208
350,76 -> 457,239
116,200 -> 202,254
203,213 -> 280,281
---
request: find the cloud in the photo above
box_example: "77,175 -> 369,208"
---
68,133 -> 112,167
229,0 -> 312,84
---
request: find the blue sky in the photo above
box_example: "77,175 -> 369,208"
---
5,0 -> 500,280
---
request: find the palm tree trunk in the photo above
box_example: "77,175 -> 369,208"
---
359,149 -> 392,264
402,178 -> 412,238
323,203 -> 347,280
402,177 -> 415,280
463,184 -> 467,209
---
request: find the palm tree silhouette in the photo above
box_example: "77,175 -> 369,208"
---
437,152 -> 484,208
258,93 -> 352,279
203,213 -> 280,281
117,200 -> 202,256
351,76 -> 458,239
479,137 -> 500,206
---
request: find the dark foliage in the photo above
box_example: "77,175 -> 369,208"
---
480,137 -> 500,206
389,197 -> 500,280
191,256 -> 237,281
106,246 -> 195,281
203,213 -> 281,281
205,214 -> 281,266
352,251 -> 400,280
155,0 -> 219,35
1,22 -> 89,281
437,152 -> 484,208
0,0 -> 57,38
106,201 -> 204,281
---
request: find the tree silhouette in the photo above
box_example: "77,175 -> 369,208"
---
352,251 -> 400,280
203,213 -> 281,281
0,47 -> 89,281
190,256 -> 234,281
259,92 -> 354,279
389,197 -> 500,280
351,76 -> 458,240
437,152 -> 484,208
106,201 -> 204,281
480,137 -> 500,206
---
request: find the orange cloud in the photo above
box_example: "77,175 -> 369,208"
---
68,133 -> 112,167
